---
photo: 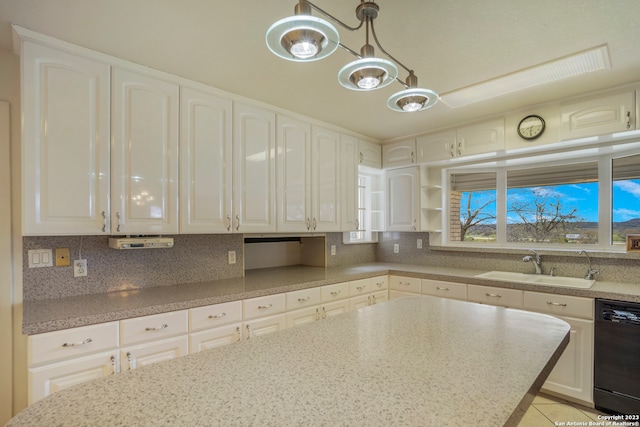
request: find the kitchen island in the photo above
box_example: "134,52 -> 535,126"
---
9,297 -> 570,427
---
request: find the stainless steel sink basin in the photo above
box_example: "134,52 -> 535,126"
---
475,271 -> 595,289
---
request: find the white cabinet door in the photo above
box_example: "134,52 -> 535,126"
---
243,314 -> 286,339
189,324 -> 242,353
561,91 -> 635,140
416,130 -> 457,163
358,140 -> 382,169
111,67 -> 179,235
386,167 -> 419,231
457,118 -> 505,157
276,114 -> 311,232
29,351 -> 119,404
286,306 -> 321,328
233,102 -> 276,232
179,85 -> 233,233
382,138 -> 416,169
121,335 -> 188,371
321,299 -> 351,318
541,316 -> 594,404
21,41 -> 110,235
311,126 -> 341,231
341,134 -> 359,231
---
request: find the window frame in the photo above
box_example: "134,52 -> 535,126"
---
442,144 -> 640,252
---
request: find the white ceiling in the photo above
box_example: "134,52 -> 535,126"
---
1,0 -> 640,141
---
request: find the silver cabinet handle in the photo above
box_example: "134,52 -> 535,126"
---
399,281 -> 411,286
116,211 -> 122,232
356,286 -> 365,291
321,306 -> 326,319
126,351 -> 136,370
626,111 -> 632,129
368,295 -> 372,306
297,297 -> 310,302
257,304 -> 273,309
359,152 -> 364,164
235,214 -> 240,231
371,294 -> 377,305
226,215 -> 231,231
375,282 -> 384,288
208,313 -> 226,319
355,218 -> 359,230
101,211 -> 107,232
546,301 -> 567,307
145,323 -> 168,331
410,151 -> 415,163
235,326 -> 241,342
312,218 -> 317,230
305,218 -> 311,230
485,293 -> 502,298
436,286 -> 450,292
246,324 -> 252,340
110,355 -> 117,374
457,141 -> 462,156
62,338 -> 92,347
315,308 -> 320,321
412,219 -> 417,231
449,143 -> 455,158
330,290 -> 341,296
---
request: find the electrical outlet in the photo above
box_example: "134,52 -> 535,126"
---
393,244 -> 399,253
56,248 -> 70,266
228,251 -> 236,264
74,259 -> 87,277
417,239 -> 423,249
331,245 -> 336,256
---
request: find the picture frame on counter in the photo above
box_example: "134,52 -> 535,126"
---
626,234 -> 640,252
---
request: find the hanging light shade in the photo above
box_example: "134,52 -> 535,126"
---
338,43 -> 398,90
266,3 -> 339,62
387,72 -> 439,112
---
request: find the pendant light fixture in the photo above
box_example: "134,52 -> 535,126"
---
266,0 -> 439,111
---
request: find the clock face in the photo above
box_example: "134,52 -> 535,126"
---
518,115 -> 545,140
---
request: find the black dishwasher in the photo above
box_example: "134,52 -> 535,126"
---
594,298 -> 640,414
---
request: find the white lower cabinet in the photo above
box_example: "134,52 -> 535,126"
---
189,300 -> 243,353
190,323 -> 242,353
121,336 -> 189,371
467,284 -> 523,308
27,321 -> 120,404
523,291 -> 594,405
389,275 -> 422,299
243,314 -> 286,339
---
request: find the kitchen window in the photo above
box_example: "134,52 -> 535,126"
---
446,145 -> 640,250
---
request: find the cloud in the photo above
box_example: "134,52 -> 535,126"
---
613,208 -> 640,221
614,181 -> 640,198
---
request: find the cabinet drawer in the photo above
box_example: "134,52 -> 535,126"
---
189,301 -> 243,332
422,279 -> 467,300
286,287 -> 321,310
243,293 -> 286,320
120,310 -> 188,346
467,285 -> 523,308
29,321 -> 119,366
321,281 -> 350,302
349,278 -> 371,296
370,275 -> 389,292
524,292 -> 594,320
389,275 -> 421,294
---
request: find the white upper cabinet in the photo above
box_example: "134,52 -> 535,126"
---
560,90 -> 635,140
417,118 -> 505,163
386,166 -> 419,231
233,102 -> 277,233
311,126 -> 341,231
20,40 -> 111,235
340,134 -> 359,231
179,86 -> 233,233
382,138 -> 416,169
111,67 -> 179,235
358,140 -> 382,169
276,114 -> 311,232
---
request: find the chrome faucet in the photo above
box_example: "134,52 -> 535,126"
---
522,249 -> 542,274
578,250 -> 599,280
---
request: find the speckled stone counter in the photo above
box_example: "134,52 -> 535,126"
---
9,297 -> 570,427
22,263 -> 640,335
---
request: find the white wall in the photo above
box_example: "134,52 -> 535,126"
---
0,46 -> 26,422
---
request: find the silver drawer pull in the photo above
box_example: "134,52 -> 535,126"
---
356,286 -> 365,291
297,297 -> 310,302
62,338 -> 93,347
399,282 -> 411,286
436,287 -> 450,291
208,313 -> 226,319
375,282 -> 384,287
145,323 -> 168,331
546,301 -> 567,307
485,293 -> 502,298
330,290 -> 341,296
257,304 -> 273,309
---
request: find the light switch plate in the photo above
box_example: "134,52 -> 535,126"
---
28,249 -> 53,268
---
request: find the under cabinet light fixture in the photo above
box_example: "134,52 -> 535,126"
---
266,0 -> 439,112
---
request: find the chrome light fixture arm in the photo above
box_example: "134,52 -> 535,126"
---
303,0 -> 364,32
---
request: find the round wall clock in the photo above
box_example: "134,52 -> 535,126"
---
517,115 -> 545,140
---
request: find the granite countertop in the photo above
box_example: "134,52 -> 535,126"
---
9,297 -> 570,427
22,263 -> 640,335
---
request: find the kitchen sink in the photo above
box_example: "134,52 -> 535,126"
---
475,271 -> 595,289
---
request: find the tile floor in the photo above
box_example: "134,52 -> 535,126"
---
518,394 -> 606,427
